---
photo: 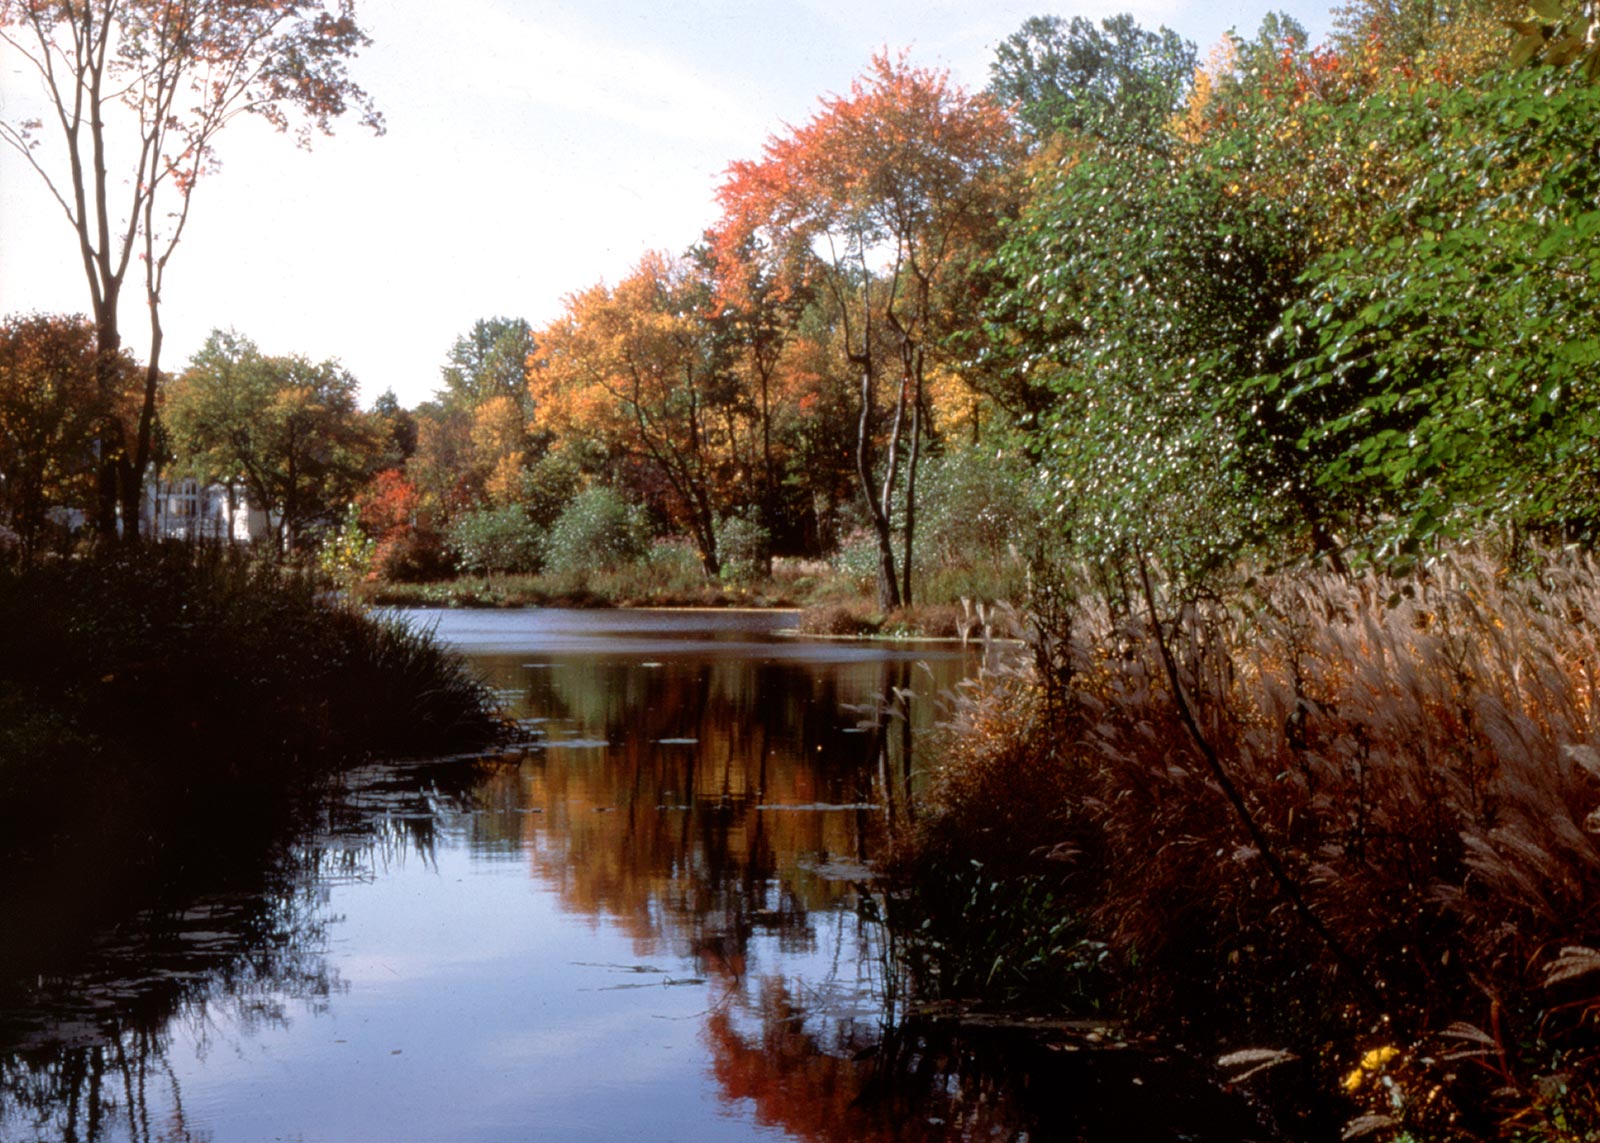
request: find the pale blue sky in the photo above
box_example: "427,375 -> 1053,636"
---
1,0 -> 1335,407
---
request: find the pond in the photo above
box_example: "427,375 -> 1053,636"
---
0,608 -> 1266,1143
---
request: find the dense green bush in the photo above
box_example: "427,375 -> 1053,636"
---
715,512 -> 770,583
542,485 -> 648,577
447,503 -> 544,575
915,446 -> 1043,571
831,531 -> 882,593
0,544 -> 503,867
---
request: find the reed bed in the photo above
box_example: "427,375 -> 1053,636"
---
904,549 -> 1600,1140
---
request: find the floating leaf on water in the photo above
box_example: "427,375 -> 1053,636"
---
797,857 -> 876,882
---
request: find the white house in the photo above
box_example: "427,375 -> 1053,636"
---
141,477 -> 274,543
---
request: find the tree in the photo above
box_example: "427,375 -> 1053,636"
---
716,52 -> 1020,608
1259,70 -> 1600,554
1505,0 -> 1600,77
1329,0 -> 1509,77
166,329 -> 379,555
532,252 -> 739,576
699,234 -> 810,547
0,0 -> 382,542
989,13 -> 1197,146
0,313 -> 129,557
370,388 -> 418,467
983,16 -> 1380,578
437,317 -> 538,413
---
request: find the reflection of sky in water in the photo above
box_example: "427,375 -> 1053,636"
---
396,606 -> 951,664
173,844 -> 783,1142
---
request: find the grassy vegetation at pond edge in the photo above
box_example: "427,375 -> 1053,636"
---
351,558 -> 1003,640
0,544 -> 505,971
891,548 -> 1600,1142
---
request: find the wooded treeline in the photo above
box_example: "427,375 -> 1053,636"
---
5,0 -> 1598,602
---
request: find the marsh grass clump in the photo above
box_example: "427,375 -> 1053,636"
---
902,549 -> 1600,1140
796,603 -> 881,636
0,542 -> 505,958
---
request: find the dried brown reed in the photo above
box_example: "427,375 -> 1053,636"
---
911,548 -> 1600,1139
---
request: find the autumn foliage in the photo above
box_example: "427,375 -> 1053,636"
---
714,52 -> 1020,607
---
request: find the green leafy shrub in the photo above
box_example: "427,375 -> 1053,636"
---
318,503 -> 375,587
518,450 -> 583,529
915,446 -> 1044,573
832,531 -> 883,593
542,486 -> 648,577
447,504 -> 543,575
715,513 -> 770,584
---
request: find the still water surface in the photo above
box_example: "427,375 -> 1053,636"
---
3,608 -> 1036,1142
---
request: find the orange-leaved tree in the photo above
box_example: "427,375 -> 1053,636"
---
532,251 -> 743,576
715,52 -> 1020,608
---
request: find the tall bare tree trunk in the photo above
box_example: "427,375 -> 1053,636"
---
857,359 -> 903,611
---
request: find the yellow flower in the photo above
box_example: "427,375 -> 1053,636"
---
1362,1046 -> 1401,1072
1342,1046 -> 1401,1093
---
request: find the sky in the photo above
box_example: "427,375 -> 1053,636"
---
0,0 -> 1335,409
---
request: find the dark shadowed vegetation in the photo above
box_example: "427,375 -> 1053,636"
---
0,544 -> 504,978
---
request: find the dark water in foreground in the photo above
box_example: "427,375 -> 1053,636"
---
0,609 -> 1266,1143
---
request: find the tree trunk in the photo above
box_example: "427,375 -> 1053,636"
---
856,362 -> 902,611
899,347 -> 924,609
91,301 -> 125,543
123,285 -> 170,547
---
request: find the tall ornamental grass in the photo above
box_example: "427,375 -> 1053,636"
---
907,549 -> 1600,1140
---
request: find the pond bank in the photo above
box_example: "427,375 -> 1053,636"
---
0,545 -> 505,982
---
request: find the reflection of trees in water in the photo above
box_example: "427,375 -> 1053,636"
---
0,1029 -> 209,1143
704,971 -> 1053,1143
0,645 -> 999,1141
471,650 -> 1064,1140
0,767 -> 471,1143
470,654 -> 954,973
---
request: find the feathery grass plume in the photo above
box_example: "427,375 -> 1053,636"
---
902,546 -> 1600,1140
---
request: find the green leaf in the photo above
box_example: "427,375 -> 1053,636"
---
1511,32 -> 1546,67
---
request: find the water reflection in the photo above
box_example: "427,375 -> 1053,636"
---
0,762 -> 473,1143
0,610 -> 1260,1142
466,649 -> 944,973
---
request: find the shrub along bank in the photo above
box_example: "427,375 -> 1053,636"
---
0,544 -> 505,970
895,549 -> 1600,1141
